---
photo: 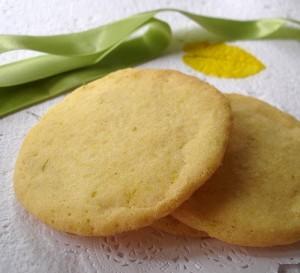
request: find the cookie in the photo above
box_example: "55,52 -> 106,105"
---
14,68 -> 231,236
152,216 -> 207,237
173,94 -> 300,247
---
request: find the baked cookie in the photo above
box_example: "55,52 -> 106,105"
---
14,68 -> 231,236
152,216 -> 207,237
173,94 -> 300,247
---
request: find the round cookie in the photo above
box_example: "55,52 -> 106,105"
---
173,94 -> 300,247
14,68 -> 231,236
152,216 -> 207,237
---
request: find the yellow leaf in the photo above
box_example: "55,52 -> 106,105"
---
182,42 -> 265,78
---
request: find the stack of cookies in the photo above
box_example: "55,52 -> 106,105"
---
14,69 -> 300,247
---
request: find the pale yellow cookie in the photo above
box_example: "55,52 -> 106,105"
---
14,68 -> 231,236
152,216 -> 207,237
173,94 -> 300,247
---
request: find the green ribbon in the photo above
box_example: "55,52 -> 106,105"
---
0,9 -> 299,117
